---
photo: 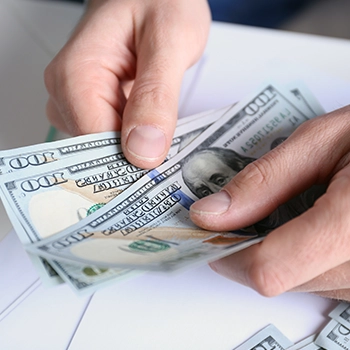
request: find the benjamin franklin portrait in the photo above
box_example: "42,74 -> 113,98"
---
182,145 -> 325,234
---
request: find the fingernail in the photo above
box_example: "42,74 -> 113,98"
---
127,125 -> 166,160
191,191 -> 231,215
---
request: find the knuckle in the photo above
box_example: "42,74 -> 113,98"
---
233,157 -> 274,190
247,261 -> 290,297
295,117 -> 319,133
130,82 -> 174,112
44,56 -> 69,97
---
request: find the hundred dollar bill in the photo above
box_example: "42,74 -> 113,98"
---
234,324 -> 293,350
286,335 -> 323,350
0,147 -> 143,243
26,83 -> 326,272
315,319 -> 350,350
329,302 -> 350,329
0,131 -> 125,285
0,131 -> 122,176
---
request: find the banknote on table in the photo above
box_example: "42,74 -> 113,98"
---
329,302 -> 350,329
234,324 -> 293,350
25,83 -> 327,274
0,107 -> 231,293
315,319 -> 350,349
286,334 -> 323,350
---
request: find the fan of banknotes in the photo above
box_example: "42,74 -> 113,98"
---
0,82 -> 327,295
235,302 -> 350,350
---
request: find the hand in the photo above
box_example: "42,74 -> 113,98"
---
190,105 -> 350,301
44,0 -> 211,168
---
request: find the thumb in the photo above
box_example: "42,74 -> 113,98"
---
121,8 -> 210,169
190,113 -> 349,231
121,50 -> 183,169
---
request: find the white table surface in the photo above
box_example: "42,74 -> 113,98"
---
0,0 -> 350,349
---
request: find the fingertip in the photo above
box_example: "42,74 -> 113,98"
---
122,124 -> 170,169
190,191 -> 243,231
193,192 -> 232,213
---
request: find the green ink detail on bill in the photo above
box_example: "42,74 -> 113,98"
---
87,203 -> 105,216
83,267 -> 108,276
129,240 -> 171,253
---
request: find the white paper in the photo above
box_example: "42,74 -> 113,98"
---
0,230 -> 39,321
0,283 -> 91,350
68,266 -> 336,350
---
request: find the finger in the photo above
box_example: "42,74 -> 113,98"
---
190,108 -> 350,230
44,0 -> 135,137
45,57 -> 125,136
209,164 -> 350,297
122,6 -> 210,169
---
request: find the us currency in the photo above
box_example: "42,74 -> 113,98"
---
26,83 -> 327,272
315,319 -> 350,349
286,335 -> 324,350
0,133 -> 124,284
234,324 -> 293,350
329,302 -> 350,329
0,131 -> 122,176
0,107 -> 231,293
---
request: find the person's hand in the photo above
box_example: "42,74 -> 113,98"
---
44,0 -> 211,169
190,105 -> 350,301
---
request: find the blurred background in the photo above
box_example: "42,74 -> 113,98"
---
47,0 -> 350,40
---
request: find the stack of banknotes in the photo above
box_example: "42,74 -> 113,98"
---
0,82 -> 326,295
235,302 -> 350,349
